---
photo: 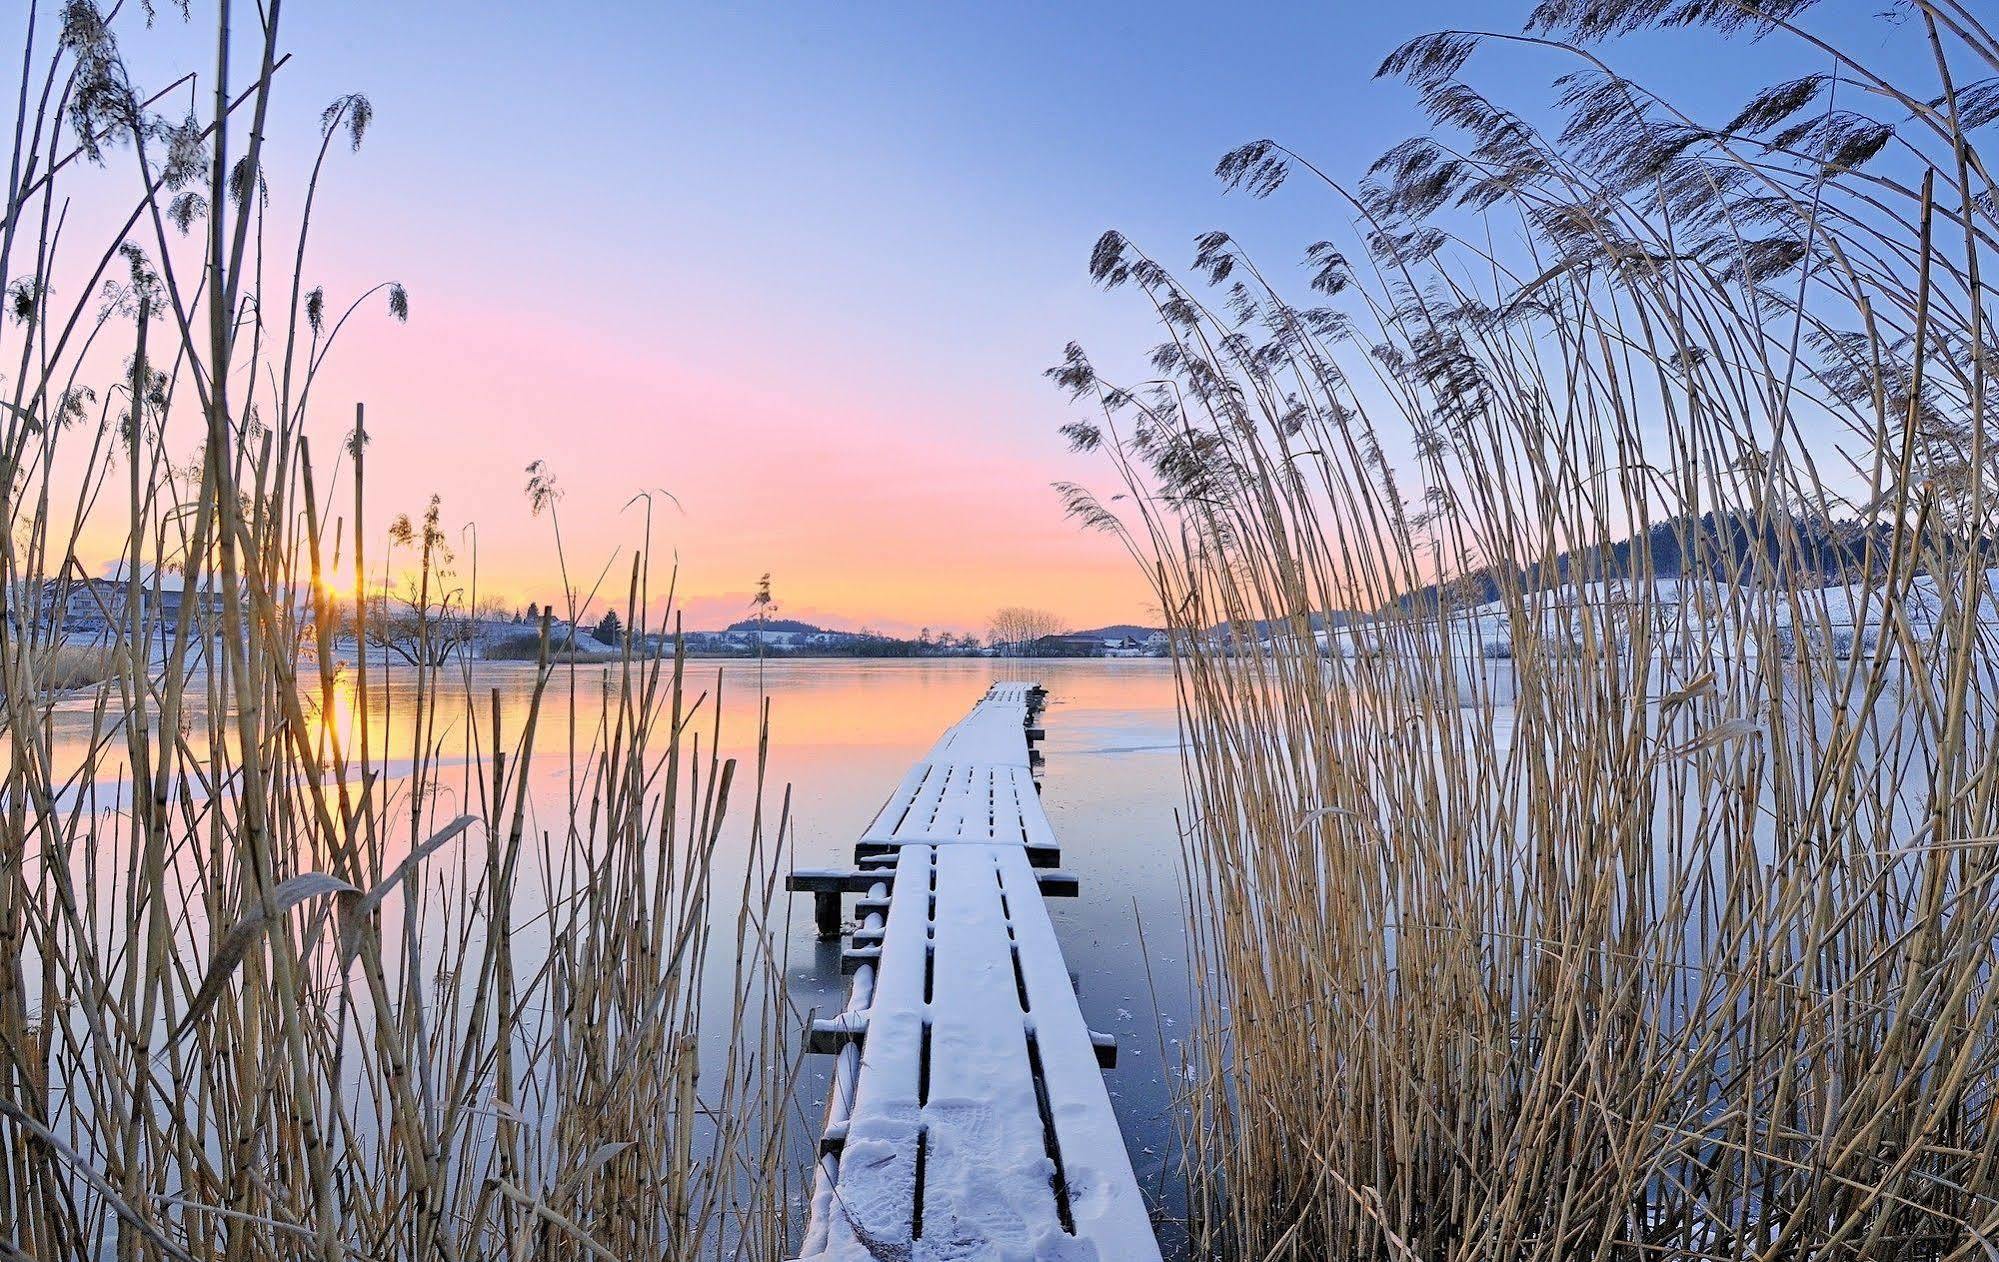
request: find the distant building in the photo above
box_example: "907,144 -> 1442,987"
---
539,620 -> 619,652
37,576 -> 223,640
1025,634 -> 1107,658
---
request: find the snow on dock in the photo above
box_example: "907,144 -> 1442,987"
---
788,681 -> 1160,1262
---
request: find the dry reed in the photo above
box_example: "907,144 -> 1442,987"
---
27,645 -> 128,693
0,4 -> 795,1259
1063,3 -> 1999,1258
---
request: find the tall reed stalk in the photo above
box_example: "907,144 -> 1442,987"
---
1064,4 -> 1999,1258
0,5 -> 793,1258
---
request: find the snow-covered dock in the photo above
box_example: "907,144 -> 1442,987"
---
788,681 -> 1160,1262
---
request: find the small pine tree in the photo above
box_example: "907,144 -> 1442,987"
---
595,610 -> 622,645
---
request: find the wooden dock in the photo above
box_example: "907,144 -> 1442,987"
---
787,681 -> 1161,1262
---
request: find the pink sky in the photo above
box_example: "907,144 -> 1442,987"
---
50,0 -> 1456,639
294,269 -> 1155,639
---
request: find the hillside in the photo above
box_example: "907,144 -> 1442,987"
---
722,617 -> 826,635
1070,624 -> 1162,641
1398,511 -> 1914,614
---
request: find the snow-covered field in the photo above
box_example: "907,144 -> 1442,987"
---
1288,573 -> 1999,671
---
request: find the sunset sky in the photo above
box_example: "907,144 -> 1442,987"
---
58,2 -> 1893,637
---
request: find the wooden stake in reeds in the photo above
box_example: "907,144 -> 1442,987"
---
1064,5 -> 1999,1259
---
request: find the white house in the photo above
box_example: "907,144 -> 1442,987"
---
37,576 -> 224,640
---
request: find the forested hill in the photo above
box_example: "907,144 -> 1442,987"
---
1069,624 -> 1163,641
1402,511 -> 1911,612
723,618 -> 826,635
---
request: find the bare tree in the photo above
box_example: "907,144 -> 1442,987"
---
987,606 -> 1061,656
365,495 -> 464,667
364,586 -> 467,668
471,593 -> 514,623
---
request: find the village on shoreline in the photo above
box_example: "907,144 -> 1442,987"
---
29,575 -> 1170,663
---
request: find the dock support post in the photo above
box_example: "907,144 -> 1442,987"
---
814,891 -> 842,939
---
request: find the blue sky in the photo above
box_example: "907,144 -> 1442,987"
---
27,0 -> 1917,632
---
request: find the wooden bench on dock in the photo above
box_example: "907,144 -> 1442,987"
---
788,682 -> 1161,1262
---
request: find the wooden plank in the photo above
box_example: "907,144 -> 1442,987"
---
787,868 -> 897,894
856,739 -> 1070,867
995,844 -> 1158,1252
811,844 -> 931,1257
917,843 -> 1070,1245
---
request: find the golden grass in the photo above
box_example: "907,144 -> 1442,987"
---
37,645 -> 128,692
